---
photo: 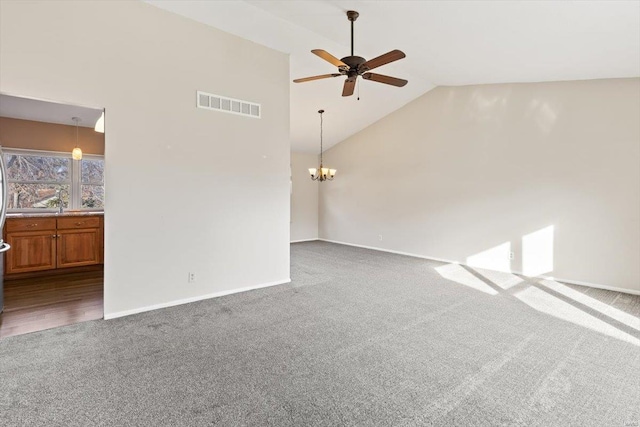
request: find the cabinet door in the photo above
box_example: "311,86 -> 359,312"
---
5,231 -> 57,274
57,228 -> 101,268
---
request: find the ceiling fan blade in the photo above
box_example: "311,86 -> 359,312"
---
293,73 -> 342,83
362,49 -> 406,71
312,49 -> 348,69
342,78 -> 356,97
362,73 -> 408,87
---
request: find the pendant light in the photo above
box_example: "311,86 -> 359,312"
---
94,111 -> 105,133
71,117 -> 82,160
309,109 -> 336,182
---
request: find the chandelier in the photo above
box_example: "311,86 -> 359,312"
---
309,109 -> 336,182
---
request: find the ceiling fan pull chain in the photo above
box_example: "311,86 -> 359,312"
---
357,78 -> 360,101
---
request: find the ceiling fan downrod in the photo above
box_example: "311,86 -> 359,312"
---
347,10 -> 359,57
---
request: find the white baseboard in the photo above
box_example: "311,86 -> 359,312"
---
319,238 -> 456,264
542,277 -> 640,296
318,239 -> 640,296
290,238 -> 319,243
104,278 -> 291,320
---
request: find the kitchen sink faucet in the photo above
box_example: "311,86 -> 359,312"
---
57,188 -> 69,213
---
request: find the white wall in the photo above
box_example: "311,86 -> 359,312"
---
290,152 -> 318,242
0,1 -> 290,316
320,79 -> 640,294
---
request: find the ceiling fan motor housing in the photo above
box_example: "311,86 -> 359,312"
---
341,56 -> 368,77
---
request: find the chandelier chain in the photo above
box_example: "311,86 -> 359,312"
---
320,111 -> 323,165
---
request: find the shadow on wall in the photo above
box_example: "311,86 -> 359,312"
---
435,224 -> 639,347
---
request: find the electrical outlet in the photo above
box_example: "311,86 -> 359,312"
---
379,235 -> 383,241
509,252 -> 515,261
188,272 -> 196,283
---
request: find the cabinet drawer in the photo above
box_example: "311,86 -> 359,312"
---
57,216 -> 101,230
5,218 -> 56,232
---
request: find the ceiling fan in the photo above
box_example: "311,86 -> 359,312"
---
293,10 -> 407,97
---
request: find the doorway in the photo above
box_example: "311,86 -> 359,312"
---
0,94 -> 105,338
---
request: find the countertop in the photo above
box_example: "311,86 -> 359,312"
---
6,211 -> 104,219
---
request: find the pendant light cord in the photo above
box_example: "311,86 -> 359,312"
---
72,116 -> 80,148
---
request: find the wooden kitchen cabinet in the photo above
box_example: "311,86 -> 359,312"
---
5,218 -> 57,274
56,217 -> 101,268
3,215 -> 103,276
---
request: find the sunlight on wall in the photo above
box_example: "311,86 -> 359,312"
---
522,225 -> 554,277
435,264 -> 498,295
465,89 -> 510,124
540,279 -> 640,332
472,267 -> 523,290
515,286 -> 639,346
466,242 -> 511,273
526,99 -> 558,134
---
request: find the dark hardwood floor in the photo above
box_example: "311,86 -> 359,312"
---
0,269 -> 103,339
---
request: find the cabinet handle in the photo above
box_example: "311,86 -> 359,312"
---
52,234 -> 57,239
27,223 -> 38,227
75,222 -> 84,226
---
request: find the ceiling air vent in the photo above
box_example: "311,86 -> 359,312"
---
196,91 -> 261,119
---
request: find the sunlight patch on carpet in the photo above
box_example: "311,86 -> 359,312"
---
515,286 -> 639,346
435,263 -> 498,295
539,279 -> 640,332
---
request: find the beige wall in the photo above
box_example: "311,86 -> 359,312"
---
0,0 -> 290,316
0,117 -> 105,155
320,78 -> 640,293
290,152 -> 318,242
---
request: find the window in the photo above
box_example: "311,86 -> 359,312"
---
81,158 -> 105,209
4,149 -> 104,211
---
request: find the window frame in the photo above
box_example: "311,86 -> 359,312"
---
4,148 -> 104,213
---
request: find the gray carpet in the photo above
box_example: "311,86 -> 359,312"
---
1,241 -> 639,426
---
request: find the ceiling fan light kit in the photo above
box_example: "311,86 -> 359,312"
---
293,10 -> 408,97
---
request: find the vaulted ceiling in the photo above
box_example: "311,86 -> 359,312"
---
146,1 -> 640,153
